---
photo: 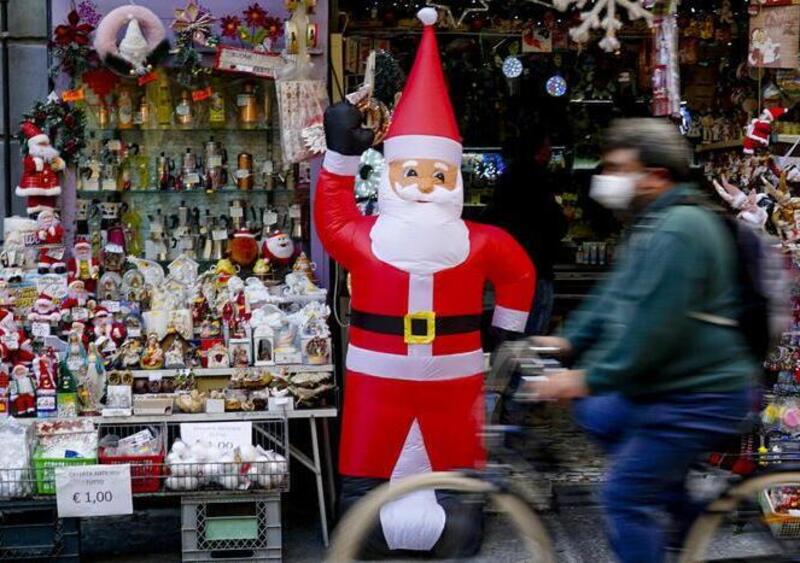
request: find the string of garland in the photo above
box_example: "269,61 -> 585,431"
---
18,98 -> 87,168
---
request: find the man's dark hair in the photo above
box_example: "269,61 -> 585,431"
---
602,118 -> 691,182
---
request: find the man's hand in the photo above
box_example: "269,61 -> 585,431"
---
323,102 -> 374,157
530,369 -> 589,400
529,335 -> 572,355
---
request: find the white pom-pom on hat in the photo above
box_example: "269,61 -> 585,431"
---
417,7 -> 438,26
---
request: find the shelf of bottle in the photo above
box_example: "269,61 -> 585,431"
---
128,365 -> 334,379
86,126 -> 273,133
78,188 -> 293,197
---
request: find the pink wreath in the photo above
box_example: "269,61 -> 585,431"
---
94,5 -> 168,75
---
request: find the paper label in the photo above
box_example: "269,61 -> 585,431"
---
262,160 -> 274,174
215,46 -> 286,78
184,172 -> 201,184
212,229 -> 228,241
127,327 -> 141,338
176,104 -> 191,117
56,464 -> 133,518
138,72 -> 158,86
229,206 -> 244,218
1,333 -> 19,350
208,156 -> 223,167
31,322 -> 51,338
234,169 -> 252,179
289,205 -> 302,219
101,300 -> 121,313
263,211 -> 278,226
237,94 -> 253,107
62,88 -> 85,102
180,421 -> 252,451
72,307 -> 89,321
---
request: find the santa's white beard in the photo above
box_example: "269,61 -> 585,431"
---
369,168 -> 470,275
30,144 -> 59,162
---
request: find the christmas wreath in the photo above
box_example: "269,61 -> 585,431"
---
18,98 -> 87,168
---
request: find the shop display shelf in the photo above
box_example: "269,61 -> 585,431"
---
777,134 -> 800,144
694,138 -> 743,153
78,187 -> 288,197
86,126 -> 274,133
127,365 -> 334,379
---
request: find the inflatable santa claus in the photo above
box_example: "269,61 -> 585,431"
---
315,8 -> 535,557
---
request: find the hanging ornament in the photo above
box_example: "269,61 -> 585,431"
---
94,5 -> 170,76
546,74 -> 568,97
172,0 -> 218,47
551,0 -> 654,53
502,56 -> 524,79
355,149 -> 385,200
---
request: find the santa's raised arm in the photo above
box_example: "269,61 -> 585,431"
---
314,7 -> 536,557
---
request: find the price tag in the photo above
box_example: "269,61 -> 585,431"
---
1,332 -> 19,350
212,229 -> 228,241
56,464 -> 133,518
289,205 -> 302,219
106,139 -> 122,151
102,301 -> 121,313
72,307 -> 89,321
148,373 -> 163,382
229,206 -> 244,218
61,88 -> 85,102
185,172 -> 201,184
138,72 -> 158,86
128,327 -> 141,338
192,87 -> 213,102
31,322 -> 51,338
180,421 -> 252,451
180,238 -> 194,250
263,211 -> 278,226
208,156 -> 223,167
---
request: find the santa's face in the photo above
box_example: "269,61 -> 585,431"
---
29,141 -> 59,162
388,158 -> 458,202
267,234 -> 294,260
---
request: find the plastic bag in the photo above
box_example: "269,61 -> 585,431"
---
276,79 -> 328,164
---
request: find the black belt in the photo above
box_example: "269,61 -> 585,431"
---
350,309 -> 481,344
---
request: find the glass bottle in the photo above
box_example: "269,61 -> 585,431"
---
98,102 -> 110,129
118,88 -> 134,129
134,96 -> 149,128
154,71 -> 173,127
237,83 -> 258,129
209,78 -> 227,128
176,91 -> 194,127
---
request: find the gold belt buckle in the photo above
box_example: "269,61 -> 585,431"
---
404,311 -> 436,345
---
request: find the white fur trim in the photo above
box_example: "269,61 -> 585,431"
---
417,7 -> 438,26
26,202 -> 57,214
346,344 -> 484,380
384,135 -> 462,166
16,186 -> 61,197
323,150 -> 361,176
492,305 -> 528,332
407,274 -> 433,358
380,419 -> 446,551
27,134 -> 48,147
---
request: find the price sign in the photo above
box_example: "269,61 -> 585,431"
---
72,307 -> 89,321
101,300 -> 121,313
180,421 -> 252,451
192,87 -> 212,102
214,46 -> 285,78
138,72 -> 158,86
61,88 -> 85,102
31,322 -> 51,338
56,464 -> 133,518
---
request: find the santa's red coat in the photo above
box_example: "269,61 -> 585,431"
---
315,166 -> 535,479
16,155 -> 61,196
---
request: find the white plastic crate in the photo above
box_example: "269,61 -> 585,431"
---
181,493 -> 281,561
759,488 -> 800,539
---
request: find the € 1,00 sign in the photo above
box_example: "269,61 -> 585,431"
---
55,464 -> 133,518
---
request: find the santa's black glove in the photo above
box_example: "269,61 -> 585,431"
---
324,102 -> 374,156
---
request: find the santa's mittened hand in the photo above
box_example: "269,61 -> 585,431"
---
324,102 -> 374,156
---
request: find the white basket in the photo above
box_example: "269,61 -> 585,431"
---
759,488 -> 800,539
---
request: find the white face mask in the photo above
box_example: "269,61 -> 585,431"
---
589,174 -> 641,210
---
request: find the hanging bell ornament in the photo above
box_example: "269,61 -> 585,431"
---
356,97 -> 391,146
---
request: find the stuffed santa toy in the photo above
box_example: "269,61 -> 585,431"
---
28,293 -> 61,325
315,8 -> 535,557
35,208 -> 66,273
93,307 -> 126,350
261,230 -> 296,267
743,106 -> 786,155
68,240 -> 100,293
0,306 -> 34,369
9,363 -> 35,416
16,121 -> 64,216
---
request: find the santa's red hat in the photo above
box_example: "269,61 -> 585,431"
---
11,363 -> 28,376
763,106 -> 787,122
105,226 -> 126,254
26,195 -> 59,215
35,293 -> 54,310
20,121 -> 49,147
383,8 -> 462,166
93,306 -> 110,319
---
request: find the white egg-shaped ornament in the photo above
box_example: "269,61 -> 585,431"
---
240,444 -> 259,463
171,440 -> 188,457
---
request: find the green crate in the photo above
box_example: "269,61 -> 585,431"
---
32,450 -> 96,496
